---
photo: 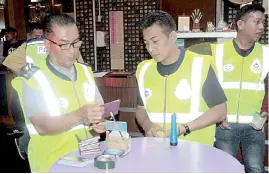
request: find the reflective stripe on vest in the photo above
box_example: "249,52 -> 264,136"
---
138,62 -> 152,107
215,44 -> 267,90
261,45 -> 269,81
26,71 -> 61,135
78,64 -> 96,102
221,82 -> 264,91
26,40 -> 44,46
33,71 -> 60,116
190,57 -> 203,113
227,115 -> 253,123
148,112 -> 203,123
26,56 -> 34,64
138,57 -> 204,123
27,124 -> 86,135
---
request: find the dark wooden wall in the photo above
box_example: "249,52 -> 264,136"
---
160,0 -> 216,31
6,0 -> 26,40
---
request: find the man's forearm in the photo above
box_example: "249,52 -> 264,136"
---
30,109 -> 85,135
136,105 -> 151,130
184,102 -> 227,134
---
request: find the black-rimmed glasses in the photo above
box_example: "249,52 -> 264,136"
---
46,38 -> 83,50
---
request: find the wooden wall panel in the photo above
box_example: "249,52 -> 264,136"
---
95,77 -> 143,135
0,7 -> 5,29
6,0 -> 26,40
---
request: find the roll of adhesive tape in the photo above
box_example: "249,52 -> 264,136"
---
94,155 -> 116,169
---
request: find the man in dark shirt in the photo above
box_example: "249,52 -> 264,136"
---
3,27 -> 25,136
3,27 -> 24,57
136,10 -> 227,145
188,4 -> 267,172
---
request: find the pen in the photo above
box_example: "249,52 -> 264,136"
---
110,112 -> 124,139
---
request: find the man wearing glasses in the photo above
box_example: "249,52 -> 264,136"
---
12,14 -> 105,172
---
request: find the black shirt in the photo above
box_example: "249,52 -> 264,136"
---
137,48 -> 227,108
3,40 -> 24,57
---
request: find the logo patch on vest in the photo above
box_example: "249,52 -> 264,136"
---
250,59 -> 261,74
59,98 -> 68,109
144,88 -> 152,99
37,46 -> 47,54
223,64 -> 234,72
83,83 -> 94,102
174,79 -> 192,100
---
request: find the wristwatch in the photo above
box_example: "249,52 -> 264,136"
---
182,124 -> 191,136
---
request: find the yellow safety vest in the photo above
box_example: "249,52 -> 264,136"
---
136,50 -> 215,146
25,37 -> 48,65
211,41 -> 269,123
12,60 -> 96,172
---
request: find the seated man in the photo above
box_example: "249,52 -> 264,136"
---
3,22 -> 87,160
12,14 -> 105,172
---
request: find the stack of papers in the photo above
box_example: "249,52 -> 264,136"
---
77,136 -> 101,155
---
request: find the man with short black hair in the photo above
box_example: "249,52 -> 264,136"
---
27,22 -> 44,40
3,27 -> 24,57
210,4 -> 268,173
12,14 -> 105,172
136,10 -> 227,146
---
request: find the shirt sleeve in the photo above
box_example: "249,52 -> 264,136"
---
2,43 -> 27,74
22,81 -> 49,120
202,66 -> 227,108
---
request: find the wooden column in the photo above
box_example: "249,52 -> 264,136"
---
6,0 -> 26,40
215,0 -> 223,24
95,76 -> 144,137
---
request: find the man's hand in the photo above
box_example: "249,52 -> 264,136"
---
78,104 -> 104,124
144,122 -> 166,137
92,120 -> 106,133
219,116 -> 231,130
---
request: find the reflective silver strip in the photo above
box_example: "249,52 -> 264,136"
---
26,124 -> 38,136
148,112 -> 203,124
137,62 -> 152,107
27,124 -> 86,135
26,56 -> 34,64
227,115 -> 253,123
26,40 -> 44,45
190,57 -> 203,113
221,82 -> 264,91
261,45 -> 269,81
27,71 -> 61,135
79,64 -> 95,102
242,82 -> 264,91
33,71 -> 60,116
215,44 -> 224,85
149,113 -> 254,124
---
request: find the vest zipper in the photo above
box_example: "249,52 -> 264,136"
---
72,81 -> 89,138
236,58 -> 245,123
163,75 -> 168,132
